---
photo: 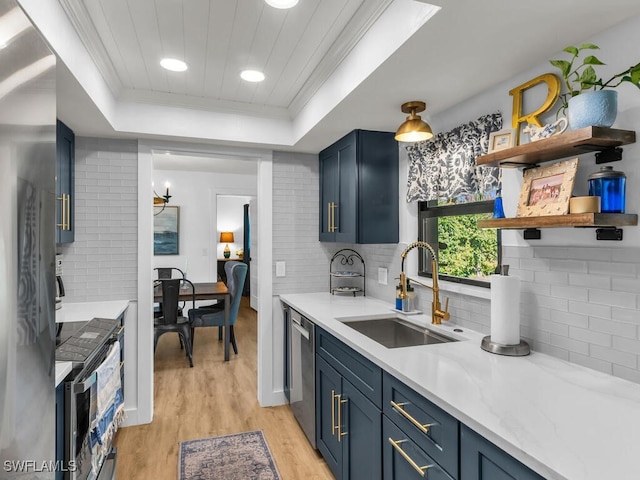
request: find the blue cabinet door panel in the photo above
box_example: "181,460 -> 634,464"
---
316,355 -> 343,479
342,379 -> 382,480
319,147 -> 339,241
383,416 -> 454,480
460,425 -> 545,480
56,120 -> 74,244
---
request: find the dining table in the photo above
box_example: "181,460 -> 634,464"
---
154,281 -> 232,361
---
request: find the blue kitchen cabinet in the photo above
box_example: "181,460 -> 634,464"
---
56,120 -> 75,244
460,424 -> 545,480
319,129 -> 398,243
316,327 -> 383,480
316,354 -> 382,480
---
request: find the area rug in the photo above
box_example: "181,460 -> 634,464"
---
178,430 -> 282,480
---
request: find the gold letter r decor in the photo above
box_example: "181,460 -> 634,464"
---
509,73 -> 561,143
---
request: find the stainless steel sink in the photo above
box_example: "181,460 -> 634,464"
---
342,317 -> 457,349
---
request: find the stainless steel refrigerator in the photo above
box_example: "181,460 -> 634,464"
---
0,0 -> 57,478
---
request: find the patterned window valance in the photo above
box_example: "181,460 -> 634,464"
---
406,112 -> 502,203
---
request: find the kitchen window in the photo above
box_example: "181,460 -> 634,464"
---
418,200 -> 501,288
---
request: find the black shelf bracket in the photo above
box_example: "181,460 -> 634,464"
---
595,147 -> 623,164
596,227 -> 623,241
523,228 -> 541,240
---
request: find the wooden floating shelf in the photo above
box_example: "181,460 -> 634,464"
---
476,127 -> 636,168
478,213 -> 638,230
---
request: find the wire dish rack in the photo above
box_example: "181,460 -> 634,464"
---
330,248 -> 365,296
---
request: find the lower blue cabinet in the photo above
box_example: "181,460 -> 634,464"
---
460,425 -> 545,480
384,416 -> 454,480
316,354 -> 382,480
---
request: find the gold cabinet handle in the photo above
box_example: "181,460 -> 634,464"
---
331,390 -> 337,436
388,437 -> 433,477
328,203 -> 332,232
390,401 -> 434,434
66,193 -> 71,230
337,396 -> 347,441
332,202 -> 338,232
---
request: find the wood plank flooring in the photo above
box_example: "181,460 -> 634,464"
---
113,298 -> 333,479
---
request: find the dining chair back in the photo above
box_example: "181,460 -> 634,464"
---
188,261 -> 247,355
153,267 -> 186,317
154,278 -> 196,367
154,267 -> 185,280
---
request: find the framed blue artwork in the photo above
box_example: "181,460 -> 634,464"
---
154,206 -> 179,255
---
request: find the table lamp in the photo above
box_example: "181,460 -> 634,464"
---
220,231 -> 234,258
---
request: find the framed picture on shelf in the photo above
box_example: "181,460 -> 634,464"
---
516,158 -> 579,217
488,129 -> 516,153
154,206 -> 179,255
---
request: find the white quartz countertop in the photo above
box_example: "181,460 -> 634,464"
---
56,300 -> 129,323
279,292 -> 640,480
55,361 -> 72,387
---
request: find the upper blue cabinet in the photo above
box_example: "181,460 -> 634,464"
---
319,130 -> 398,243
56,120 -> 75,244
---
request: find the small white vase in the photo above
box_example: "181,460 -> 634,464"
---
567,90 -> 618,129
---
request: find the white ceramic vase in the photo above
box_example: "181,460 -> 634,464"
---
567,90 -> 618,130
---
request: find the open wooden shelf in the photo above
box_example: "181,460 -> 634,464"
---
476,127 -> 635,168
478,213 -> 638,230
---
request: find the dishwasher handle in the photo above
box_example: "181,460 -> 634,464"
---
292,320 -> 310,340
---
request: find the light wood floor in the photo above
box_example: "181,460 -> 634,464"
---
113,298 -> 333,479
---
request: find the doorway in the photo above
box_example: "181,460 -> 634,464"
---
137,140 -> 273,425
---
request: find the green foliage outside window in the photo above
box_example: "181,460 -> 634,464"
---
437,213 -> 498,280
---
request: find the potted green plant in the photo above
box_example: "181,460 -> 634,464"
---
550,43 -> 640,128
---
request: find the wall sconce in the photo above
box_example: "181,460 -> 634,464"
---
153,182 -> 171,215
395,101 -> 434,142
219,231 -> 235,258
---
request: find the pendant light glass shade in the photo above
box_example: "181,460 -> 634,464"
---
395,101 -> 433,142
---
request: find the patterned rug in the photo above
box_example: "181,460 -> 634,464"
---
178,430 -> 281,480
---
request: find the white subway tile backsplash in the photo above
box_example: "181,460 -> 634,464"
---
569,272 -> 612,289
611,277 -> 640,293
549,285 -> 589,302
569,326 -> 611,347
569,352 -> 613,376
589,344 -> 637,369
569,299 -> 611,319
550,334 -> 589,355
611,336 -> 640,355
60,137 -> 138,303
588,288 -> 636,309
588,261 -> 636,277
589,317 -> 637,338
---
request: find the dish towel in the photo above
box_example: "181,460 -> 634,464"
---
90,341 -> 125,474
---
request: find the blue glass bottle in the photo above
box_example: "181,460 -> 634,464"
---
493,190 -> 505,218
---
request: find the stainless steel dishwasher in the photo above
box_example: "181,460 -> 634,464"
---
288,308 -> 316,448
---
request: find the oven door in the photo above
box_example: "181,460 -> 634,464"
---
65,367 -> 98,480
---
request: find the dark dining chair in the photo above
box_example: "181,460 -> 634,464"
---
154,278 -> 196,367
153,267 -> 186,318
188,261 -> 247,356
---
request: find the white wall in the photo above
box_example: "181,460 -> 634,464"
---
152,170 -> 256,282
217,195 -> 253,259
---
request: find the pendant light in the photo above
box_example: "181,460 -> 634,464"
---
395,101 -> 433,142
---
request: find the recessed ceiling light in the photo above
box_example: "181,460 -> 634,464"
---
240,70 -> 265,82
160,58 -> 188,72
265,0 -> 298,9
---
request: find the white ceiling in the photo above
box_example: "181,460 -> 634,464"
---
35,0 -> 640,157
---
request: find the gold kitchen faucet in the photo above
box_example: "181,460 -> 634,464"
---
399,241 -> 450,325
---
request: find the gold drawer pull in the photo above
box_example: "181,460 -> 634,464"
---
114,325 -> 125,336
388,437 -> 433,477
337,396 -> 347,441
331,390 -> 337,436
390,401 -> 434,434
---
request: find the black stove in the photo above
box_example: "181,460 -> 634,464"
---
56,317 -> 120,369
